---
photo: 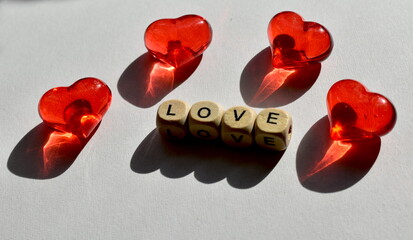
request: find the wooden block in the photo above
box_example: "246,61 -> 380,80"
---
156,99 -> 190,140
221,106 -> 256,147
254,108 -> 292,151
188,101 -> 224,140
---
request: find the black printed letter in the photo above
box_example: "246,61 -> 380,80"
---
166,104 -> 176,116
233,110 -> 246,121
267,112 -> 279,124
198,107 -> 211,118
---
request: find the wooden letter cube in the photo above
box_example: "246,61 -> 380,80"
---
254,108 -> 292,151
188,101 -> 224,140
221,106 -> 256,147
156,99 -> 190,140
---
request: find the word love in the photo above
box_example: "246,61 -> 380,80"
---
156,100 -> 292,151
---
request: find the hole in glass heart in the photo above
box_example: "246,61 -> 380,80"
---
331,102 -> 358,124
273,34 -> 295,49
64,99 -> 93,122
63,99 -> 101,138
164,40 -> 196,68
329,102 -> 370,140
272,34 -> 306,68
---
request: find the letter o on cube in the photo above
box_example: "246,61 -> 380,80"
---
188,101 -> 224,140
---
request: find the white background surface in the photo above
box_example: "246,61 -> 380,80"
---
1,0 -> 412,239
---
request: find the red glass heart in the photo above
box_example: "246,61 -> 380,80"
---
327,80 -> 396,141
144,14 -> 212,68
38,78 -> 112,138
268,11 -> 333,68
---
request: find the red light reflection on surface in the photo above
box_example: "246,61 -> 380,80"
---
301,140 -> 352,181
118,52 -> 202,108
42,131 -> 81,175
250,68 -> 295,104
145,62 -> 175,98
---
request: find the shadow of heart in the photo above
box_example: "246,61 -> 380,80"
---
118,53 -> 202,108
240,47 -> 321,108
296,116 -> 381,193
